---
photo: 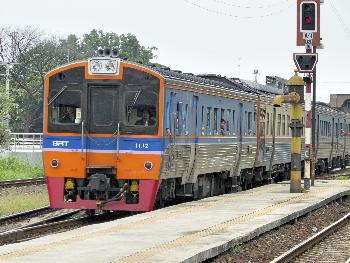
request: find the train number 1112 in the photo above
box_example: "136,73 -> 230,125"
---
135,143 -> 149,149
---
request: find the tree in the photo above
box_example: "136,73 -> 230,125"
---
10,38 -> 69,132
80,30 -> 158,63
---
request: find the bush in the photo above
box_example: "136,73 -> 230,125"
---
0,126 -> 10,152
0,157 -> 43,180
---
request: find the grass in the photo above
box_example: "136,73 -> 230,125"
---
337,175 -> 349,180
0,187 -> 49,216
0,157 -> 43,181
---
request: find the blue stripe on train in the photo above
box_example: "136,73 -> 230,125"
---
43,136 -> 257,151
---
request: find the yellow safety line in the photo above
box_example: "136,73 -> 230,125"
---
0,185 -> 280,261
115,191 -> 318,263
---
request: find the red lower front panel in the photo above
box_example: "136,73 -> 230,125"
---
46,177 -> 159,211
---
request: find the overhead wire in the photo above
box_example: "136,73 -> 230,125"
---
183,0 -> 293,19
329,0 -> 350,40
209,0 -> 291,9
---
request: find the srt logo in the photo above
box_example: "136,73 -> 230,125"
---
52,141 -> 69,147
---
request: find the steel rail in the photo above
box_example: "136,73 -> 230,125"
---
0,210 -> 130,245
0,177 -> 46,188
0,206 -> 51,223
0,210 -> 82,245
271,213 -> 350,263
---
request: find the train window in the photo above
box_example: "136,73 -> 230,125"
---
184,104 -> 188,135
336,123 -> 339,138
266,113 -> 270,136
201,106 -> 204,135
248,112 -> 253,135
125,90 -> 157,127
91,89 -> 115,126
166,102 -> 170,131
322,121 -> 324,137
340,122 -> 343,135
277,114 -> 281,136
232,110 -> 235,135
282,115 -> 286,136
206,107 -> 211,135
176,102 -> 182,135
49,90 -> 82,125
322,121 -> 324,136
214,108 -> 218,135
287,115 -> 290,136
226,110 -> 231,134
270,112 -> 274,137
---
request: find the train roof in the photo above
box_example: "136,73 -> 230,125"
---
149,65 -> 284,97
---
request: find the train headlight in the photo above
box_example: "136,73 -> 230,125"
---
105,61 -> 116,72
51,159 -> 59,168
90,60 -> 102,73
144,161 -> 153,171
88,58 -> 120,75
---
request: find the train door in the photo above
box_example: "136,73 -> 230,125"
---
185,95 -> 199,184
255,96 -> 265,167
86,86 -> 119,168
233,103 -> 244,176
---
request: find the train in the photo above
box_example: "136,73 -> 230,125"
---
43,51 -> 350,213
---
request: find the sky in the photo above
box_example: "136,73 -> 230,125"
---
1,0 -> 349,102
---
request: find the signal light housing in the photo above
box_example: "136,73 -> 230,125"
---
300,2 -> 317,32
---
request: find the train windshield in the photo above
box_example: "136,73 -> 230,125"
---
47,66 -> 160,135
49,89 -> 82,125
121,86 -> 158,135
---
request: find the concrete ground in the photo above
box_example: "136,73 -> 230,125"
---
0,180 -> 349,263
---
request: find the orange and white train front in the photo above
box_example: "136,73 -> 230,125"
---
43,54 -> 164,211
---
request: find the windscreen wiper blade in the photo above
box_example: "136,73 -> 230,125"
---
48,85 -> 68,106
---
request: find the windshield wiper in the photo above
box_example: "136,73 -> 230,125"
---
48,85 -> 68,106
127,89 -> 142,116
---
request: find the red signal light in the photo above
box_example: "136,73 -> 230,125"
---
305,17 -> 312,24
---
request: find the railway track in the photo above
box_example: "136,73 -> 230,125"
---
0,210 -> 130,245
0,210 -> 82,245
272,213 -> 350,263
0,177 -> 46,188
0,206 -> 51,224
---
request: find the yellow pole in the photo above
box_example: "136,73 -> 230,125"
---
290,102 -> 303,193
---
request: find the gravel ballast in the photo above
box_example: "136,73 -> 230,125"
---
209,196 -> 350,263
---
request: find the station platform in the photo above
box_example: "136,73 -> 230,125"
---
0,180 -> 349,263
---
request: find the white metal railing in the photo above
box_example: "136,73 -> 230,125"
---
9,133 -> 43,152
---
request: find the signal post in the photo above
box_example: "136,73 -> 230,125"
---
294,0 -> 320,191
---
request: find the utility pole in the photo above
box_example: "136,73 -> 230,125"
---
0,62 -> 19,130
253,69 -> 259,83
237,57 -> 241,77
